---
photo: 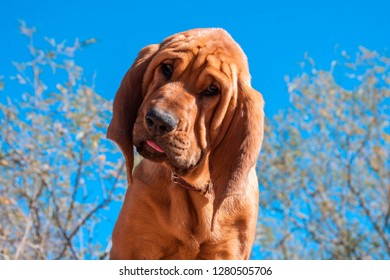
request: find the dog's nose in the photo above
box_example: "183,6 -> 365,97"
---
145,108 -> 177,135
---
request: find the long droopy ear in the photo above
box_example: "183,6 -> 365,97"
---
107,44 -> 159,184
210,81 -> 264,225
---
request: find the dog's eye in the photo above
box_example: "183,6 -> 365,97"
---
161,63 -> 174,79
202,84 -> 220,97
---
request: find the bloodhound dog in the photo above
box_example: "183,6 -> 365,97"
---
107,28 -> 264,260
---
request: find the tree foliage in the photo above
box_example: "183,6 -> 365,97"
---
0,22 -> 126,260
256,48 -> 390,259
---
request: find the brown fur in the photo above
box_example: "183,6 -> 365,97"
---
107,28 -> 264,259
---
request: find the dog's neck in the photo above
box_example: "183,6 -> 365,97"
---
138,158 -> 213,194
162,156 -> 212,194
171,173 -> 213,194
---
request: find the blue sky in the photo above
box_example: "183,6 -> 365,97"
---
2,0 -> 389,117
1,0 -> 390,259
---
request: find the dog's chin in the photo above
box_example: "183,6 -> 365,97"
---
166,161 -> 196,177
135,141 -> 200,176
135,142 -> 167,163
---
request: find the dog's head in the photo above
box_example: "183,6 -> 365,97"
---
108,28 -> 264,212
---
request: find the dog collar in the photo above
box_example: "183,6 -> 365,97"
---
171,173 -> 213,194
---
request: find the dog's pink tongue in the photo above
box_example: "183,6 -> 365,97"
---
146,140 -> 164,153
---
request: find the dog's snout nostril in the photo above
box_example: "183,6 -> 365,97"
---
146,116 -> 154,129
159,125 -> 167,134
145,108 -> 177,136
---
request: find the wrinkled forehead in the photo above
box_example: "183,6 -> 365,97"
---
156,28 -> 249,77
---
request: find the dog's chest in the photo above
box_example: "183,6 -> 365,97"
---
167,188 -> 212,235
158,188 -> 216,257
